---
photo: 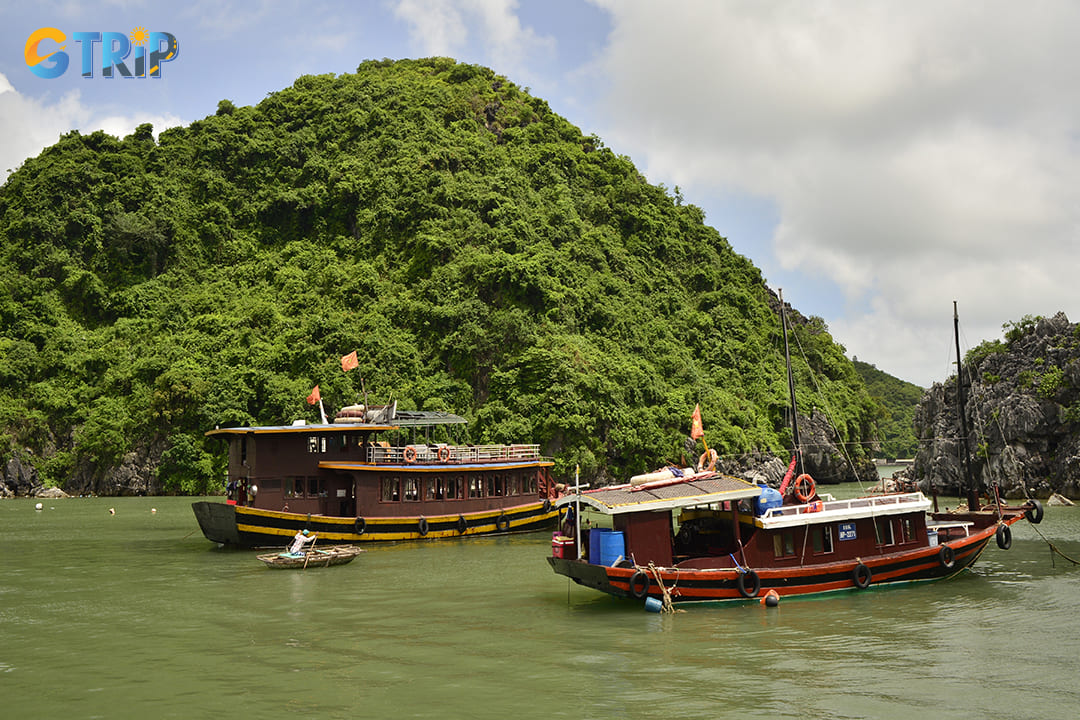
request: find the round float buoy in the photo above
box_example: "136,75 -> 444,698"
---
794,474 -> 816,503
852,562 -> 872,589
760,588 -> 780,607
437,446 -> 451,462
737,569 -> 761,598
629,570 -> 650,599
698,448 -> 718,472
1025,499 -> 1044,525
938,544 -> 955,569
996,523 -> 1012,550
403,446 -> 417,463
35,502 -> 43,511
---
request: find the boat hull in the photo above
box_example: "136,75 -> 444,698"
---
549,516 -> 1018,604
193,500 -> 559,548
257,545 -> 363,568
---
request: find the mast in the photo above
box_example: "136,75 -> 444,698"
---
779,289 -> 803,475
954,301 -> 979,511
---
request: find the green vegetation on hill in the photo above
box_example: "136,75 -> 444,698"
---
0,58 -> 880,494
853,359 -> 922,459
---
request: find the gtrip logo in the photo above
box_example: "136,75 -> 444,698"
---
26,27 -> 179,79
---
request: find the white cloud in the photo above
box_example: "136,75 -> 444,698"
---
589,1 -> 1080,385
392,0 -> 554,76
0,71 -> 183,177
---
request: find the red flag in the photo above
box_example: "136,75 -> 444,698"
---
306,385 -> 321,405
690,404 -> 704,439
341,351 -> 359,372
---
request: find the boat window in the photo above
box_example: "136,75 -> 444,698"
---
284,477 -> 296,497
469,476 -> 482,498
527,474 -> 538,495
451,476 -> 464,500
403,478 -> 419,502
773,531 -> 796,558
381,477 -> 400,502
426,478 -> 438,500
493,475 -> 505,496
902,517 -> 916,542
813,525 -> 834,554
875,518 -> 895,546
308,436 -> 327,453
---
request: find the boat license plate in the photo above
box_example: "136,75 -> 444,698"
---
838,523 -> 857,541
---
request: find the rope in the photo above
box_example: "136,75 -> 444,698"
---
646,562 -> 683,614
1028,522 -> 1080,567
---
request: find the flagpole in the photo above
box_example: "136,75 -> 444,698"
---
318,397 -> 328,424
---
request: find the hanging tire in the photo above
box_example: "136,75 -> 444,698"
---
542,498 -> 552,513
418,517 -> 429,537
629,570 -> 650,599
737,569 -> 761,598
996,523 -> 1012,550
938,544 -> 955,569
1025,499 -> 1044,525
852,563 -> 872,589
496,514 -> 510,532
457,515 -> 468,534
354,516 -> 366,535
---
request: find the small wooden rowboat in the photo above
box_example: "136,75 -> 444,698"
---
257,545 -> 364,569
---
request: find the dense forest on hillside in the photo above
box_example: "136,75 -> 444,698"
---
853,359 -> 922,459
0,58 -> 881,495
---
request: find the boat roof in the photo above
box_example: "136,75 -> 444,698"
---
205,410 -> 468,437
555,473 -> 762,516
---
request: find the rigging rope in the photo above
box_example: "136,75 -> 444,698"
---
1027,522 -> 1080,567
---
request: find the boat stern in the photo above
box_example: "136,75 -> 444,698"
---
547,557 -> 631,598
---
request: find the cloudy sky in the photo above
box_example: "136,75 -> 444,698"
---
3,1 -> 1078,387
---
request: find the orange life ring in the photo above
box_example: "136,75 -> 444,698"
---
793,474 -> 816,503
437,446 -> 451,462
698,448 -> 718,472
403,446 -> 417,463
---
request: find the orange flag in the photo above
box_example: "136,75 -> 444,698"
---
306,385 -> 321,405
690,404 -> 704,439
341,351 -> 359,372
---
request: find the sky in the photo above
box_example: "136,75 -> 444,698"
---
2,0 -> 1078,388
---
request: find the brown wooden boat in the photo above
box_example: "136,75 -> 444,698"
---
548,298 -> 1044,608
193,404 -> 561,548
257,545 -> 363,568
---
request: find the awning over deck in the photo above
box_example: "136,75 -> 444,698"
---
555,473 -> 761,516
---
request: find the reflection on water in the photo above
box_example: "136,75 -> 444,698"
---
3,492 -> 1079,719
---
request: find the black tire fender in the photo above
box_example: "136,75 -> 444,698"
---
457,515 -> 467,534
354,516 -> 366,535
737,569 -> 761,598
853,563 -> 872,589
496,514 -> 510,532
629,570 -> 650,599
938,544 -> 955,569
1025,499 -> 1044,525
418,517 -> 429,537
996,523 -> 1012,550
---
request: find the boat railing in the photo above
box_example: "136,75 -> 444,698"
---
761,491 -> 930,519
367,443 -> 542,464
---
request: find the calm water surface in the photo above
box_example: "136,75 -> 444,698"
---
3,488 -> 1079,719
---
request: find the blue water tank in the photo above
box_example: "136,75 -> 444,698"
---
756,487 -> 783,515
589,528 -> 626,566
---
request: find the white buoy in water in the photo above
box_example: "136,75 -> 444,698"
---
35,502 -> 43,511
151,508 -> 157,514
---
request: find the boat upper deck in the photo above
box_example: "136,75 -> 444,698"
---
757,491 -> 933,529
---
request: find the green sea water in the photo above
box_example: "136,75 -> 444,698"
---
3,490 -> 1079,719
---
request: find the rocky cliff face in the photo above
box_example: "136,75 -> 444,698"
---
911,312 -> 1080,499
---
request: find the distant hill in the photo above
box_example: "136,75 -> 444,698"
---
853,359 -> 923,459
0,58 -> 881,495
